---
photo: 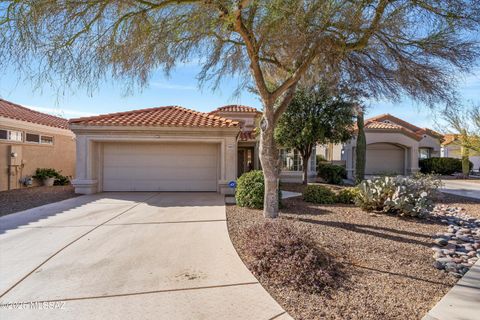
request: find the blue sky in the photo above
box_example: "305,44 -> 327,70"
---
0,61 -> 478,130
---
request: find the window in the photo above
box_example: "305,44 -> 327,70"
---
419,148 -> 431,159
0,129 -> 23,141
280,149 -> 303,171
40,135 -> 53,145
26,133 -> 40,143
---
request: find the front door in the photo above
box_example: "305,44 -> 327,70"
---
237,147 -> 254,177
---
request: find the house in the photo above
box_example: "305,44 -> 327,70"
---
0,99 -> 76,191
441,134 -> 480,171
69,105 -> 317,195
342,114 -> 443,179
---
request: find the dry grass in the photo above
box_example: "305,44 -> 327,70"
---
0,186 -> 78,217
226,194 -> 476,320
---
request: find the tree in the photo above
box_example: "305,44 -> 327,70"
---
355,108 -> 366,184
275,88 -> 355,185
1,1 -> 479,218
439,104 -> 480,177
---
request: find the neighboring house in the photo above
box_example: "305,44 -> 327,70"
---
442,134 -> 480,171
0,99 -> 76,191
69,105 -> 317,195
342,114 -> 443,179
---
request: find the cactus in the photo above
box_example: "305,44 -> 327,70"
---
355,110 -> 366,184
356,174 -> 441,218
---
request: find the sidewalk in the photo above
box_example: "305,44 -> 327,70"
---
423,260 -> 480,320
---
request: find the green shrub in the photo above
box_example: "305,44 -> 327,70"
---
303,185 -> 336,204
33,168 -> 70,185
236,170 -> 281,209
336,187 -> 360,204
54,174 -> 70,186
356,174 -> 441,218
419,157 -> 473,175
317,163 -> 346,185
32,168 -> 57,180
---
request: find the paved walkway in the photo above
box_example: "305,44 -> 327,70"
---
441,180 -> 480,200
0,192 -> 291,320
423,260 -> 480,320
281,190 -> 302,199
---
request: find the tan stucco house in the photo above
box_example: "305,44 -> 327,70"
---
342,114 -> 443,179
441,134 -> 480,171
69,105 -> 317,195
0,99 -> 76,191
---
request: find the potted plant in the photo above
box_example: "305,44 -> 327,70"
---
33,168 -> 58,186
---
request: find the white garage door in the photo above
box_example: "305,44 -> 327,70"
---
366,143 -> 405,175
103,143 -> 218,191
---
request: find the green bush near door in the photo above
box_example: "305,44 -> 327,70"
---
236,170 -> 282,209
317,163 -> 346,185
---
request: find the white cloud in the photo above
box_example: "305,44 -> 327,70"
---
150,81 -> 196,90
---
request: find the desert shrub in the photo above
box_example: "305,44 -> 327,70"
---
336,187 -> 360,204
236,170 -> 281,209
356,174 -> 441,218
33,168 -> 70,185
245,221 -> 336,293
54,174 -> 70,186
317,163 -> 346,185
303,185 -> 336,204
419,157 -> 473,175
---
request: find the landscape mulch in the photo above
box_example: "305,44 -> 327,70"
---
226,193 -> 479,320
0,186 -> 78,217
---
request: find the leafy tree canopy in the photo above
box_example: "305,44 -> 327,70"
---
275,88 -> 355,151
275,87 -> 355,184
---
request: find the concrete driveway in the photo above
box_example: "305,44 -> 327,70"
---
0,192 -> 290,320
441,180 -> 480,200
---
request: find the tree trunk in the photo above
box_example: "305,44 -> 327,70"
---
355,110 -> 366,184
259,106 -> 280,218
461,144 -> 470,178
302,154 -> 309,185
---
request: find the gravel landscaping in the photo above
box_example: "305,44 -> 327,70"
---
226,193 -> 474,320
0,186 -> 78,217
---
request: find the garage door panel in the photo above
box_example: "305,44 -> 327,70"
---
104,155 -> 217,168
103,143 -> 218,192
366,143 -> 405,175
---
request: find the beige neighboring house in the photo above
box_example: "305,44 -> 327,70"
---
0,99 -> 76,191
342,114 -> 443,179
441,134 -> 480,171
69,105 -> 317,195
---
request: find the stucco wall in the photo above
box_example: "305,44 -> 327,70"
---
0,120 -> 76,191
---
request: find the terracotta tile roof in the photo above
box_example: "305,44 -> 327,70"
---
367,114 -> 422,133
239,130 -> 257,142
360,113 -> 443,141
365,121 -> 404,130
69,106 -> 239,128
0,98 -> 69,129
211,105 -> 261,114
442,134 -> 458,145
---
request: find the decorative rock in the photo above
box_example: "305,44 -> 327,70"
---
431,204 -> 479,277
434,238 -> 448,246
